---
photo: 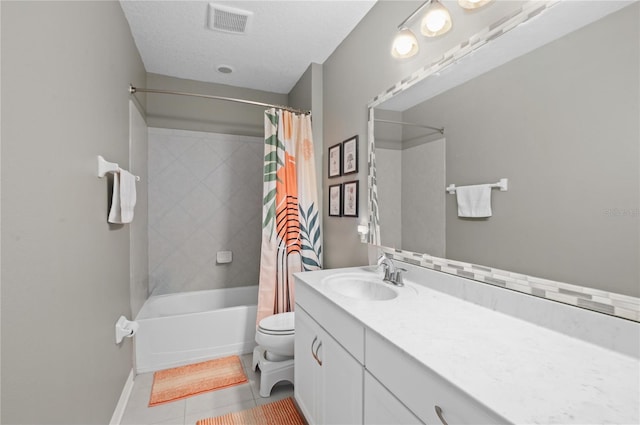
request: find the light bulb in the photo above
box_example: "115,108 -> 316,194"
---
391,28 -> 419,59
395,36 -> 413,55
421,0 -> 452,37
424,9 -> 447,32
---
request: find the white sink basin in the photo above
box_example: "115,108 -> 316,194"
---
322,273 -> 398,301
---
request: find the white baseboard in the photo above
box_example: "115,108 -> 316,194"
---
110,369 -> 135,425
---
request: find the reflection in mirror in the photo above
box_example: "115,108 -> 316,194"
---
374,111 -> 446,256
368,1 -> 639,318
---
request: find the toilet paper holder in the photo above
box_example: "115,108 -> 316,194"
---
115,315 -> 139,344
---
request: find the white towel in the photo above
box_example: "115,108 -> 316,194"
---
456,184 -> 492,218
108,169 -> 137,224
119,169 -> 137,223
108,172 -> 122,223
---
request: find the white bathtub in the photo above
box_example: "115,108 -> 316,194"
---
134,286 -> 258,373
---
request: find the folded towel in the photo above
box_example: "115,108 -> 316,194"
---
119,169 -> 137,223
456,184 -> 492,218
108,172 -> 122,223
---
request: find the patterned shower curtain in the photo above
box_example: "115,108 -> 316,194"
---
257,108 -> 322,324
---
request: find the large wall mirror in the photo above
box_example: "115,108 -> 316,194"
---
368,1 -> 639,320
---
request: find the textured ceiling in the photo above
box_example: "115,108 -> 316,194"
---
120,0 -> 377,93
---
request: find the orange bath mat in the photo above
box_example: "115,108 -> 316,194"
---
196,397 -> 305,425
149,356 -> 248,406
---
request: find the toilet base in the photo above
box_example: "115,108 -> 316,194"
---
251,345 -> 294,398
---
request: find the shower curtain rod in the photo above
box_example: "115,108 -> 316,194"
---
129,85 -> 310,115
374,118 -> 444,134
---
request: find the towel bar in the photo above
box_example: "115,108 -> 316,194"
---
446,178 -> 507,194
97,155 -> 140,181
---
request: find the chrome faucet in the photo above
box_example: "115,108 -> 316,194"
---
377,255 -> 406,287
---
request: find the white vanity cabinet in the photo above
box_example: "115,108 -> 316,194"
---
366,330 -> 508,425
294,279 -> 365,425
293,267 -> 639,425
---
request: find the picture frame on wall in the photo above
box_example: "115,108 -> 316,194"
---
328,143 -> 342,178
343,181 -> 359,217
329,184 -> 342,217
342,135 -> 358,175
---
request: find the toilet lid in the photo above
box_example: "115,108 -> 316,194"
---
258,312 -> 295,334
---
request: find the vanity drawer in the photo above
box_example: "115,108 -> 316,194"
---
366,330 -> 508,425
296,276 -> 364,362
364,371 -> 424,424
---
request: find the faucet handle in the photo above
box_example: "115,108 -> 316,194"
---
390,268 -> 407,286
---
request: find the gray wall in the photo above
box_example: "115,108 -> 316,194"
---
1,1 -> 146,423
146,73 -> 289,138
322,0 -> 526,268
402,5 -> 639,296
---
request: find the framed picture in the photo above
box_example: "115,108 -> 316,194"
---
329,184 -> 342,217
342,136 -> 358,175
343,181 -> 359,217
328,143 -> 342,178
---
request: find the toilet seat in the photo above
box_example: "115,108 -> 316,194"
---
259,328 -> 294,335
258,312 -> 294,335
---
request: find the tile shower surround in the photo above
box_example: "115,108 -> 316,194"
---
148,128 -> 263,295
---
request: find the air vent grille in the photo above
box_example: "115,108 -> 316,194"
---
208,3 -> 253,34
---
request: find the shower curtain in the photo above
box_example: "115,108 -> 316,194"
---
257,108 -> 322,324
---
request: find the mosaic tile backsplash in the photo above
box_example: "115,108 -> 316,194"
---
382,247 -> 640,323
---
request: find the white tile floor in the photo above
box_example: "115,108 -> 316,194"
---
121,354 -> 294,425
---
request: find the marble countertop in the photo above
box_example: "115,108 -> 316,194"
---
295,266 -> 640,424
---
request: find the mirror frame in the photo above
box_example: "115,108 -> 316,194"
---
366,0 -> 639,322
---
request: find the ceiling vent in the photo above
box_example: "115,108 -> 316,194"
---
207,3 -> 253,34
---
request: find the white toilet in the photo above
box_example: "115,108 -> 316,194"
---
252,312 -> 295,397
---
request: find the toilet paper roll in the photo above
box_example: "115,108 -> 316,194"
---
115,316 -> 139,344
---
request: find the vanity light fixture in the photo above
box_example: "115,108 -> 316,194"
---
392,0 -> 492,59
458,0 -> 492,10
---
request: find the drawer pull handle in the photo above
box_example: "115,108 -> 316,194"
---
315,341 -> 323,366
311,335 -> 318,358
435,406 -> 449,425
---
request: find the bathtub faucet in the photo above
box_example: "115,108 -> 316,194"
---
377,255 -> 406,287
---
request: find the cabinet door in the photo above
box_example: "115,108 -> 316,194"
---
294,307 -> 323,424
295,306 -> 364,425
364,372 -> 423,425
320,327 -> 363,425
